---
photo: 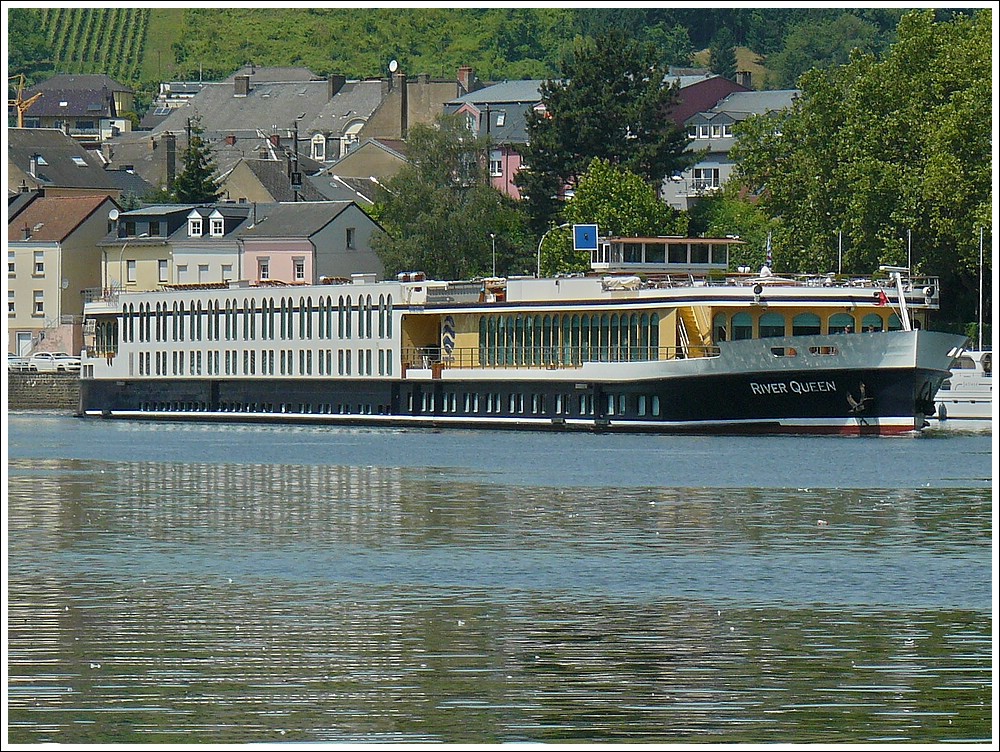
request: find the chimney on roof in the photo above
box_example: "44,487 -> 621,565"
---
19,180 -> 29,193
22,223 -> 31,240
457,66 -> 475,95
162,132 -> 176,188
235,74 -> 251,97
328,74 -> 346,99
225,134 -> 236,146
269,133 -> 281,147
395,70 -> 408,138
735,71 -> 752,89
28,154 -> 39,178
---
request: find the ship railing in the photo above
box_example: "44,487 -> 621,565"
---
403,345 -> 720,371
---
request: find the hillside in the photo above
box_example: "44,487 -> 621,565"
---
10,6 -> 921,102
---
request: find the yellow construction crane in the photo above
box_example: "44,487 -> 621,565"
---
9,74 -> 42,128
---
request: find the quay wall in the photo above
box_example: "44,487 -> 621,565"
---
7,372 -> 80,411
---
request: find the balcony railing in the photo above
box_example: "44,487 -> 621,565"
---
402,344 -> 720,371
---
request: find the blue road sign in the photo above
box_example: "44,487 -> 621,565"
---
573,224 -> 599,252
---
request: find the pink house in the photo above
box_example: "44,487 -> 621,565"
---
443,73 -> 749,201
239,201 -> 386,284
444,80 -> 543,200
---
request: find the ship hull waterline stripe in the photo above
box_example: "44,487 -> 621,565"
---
82,410 -> 923,436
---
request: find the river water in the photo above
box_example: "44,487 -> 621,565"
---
5,411 -> 995,745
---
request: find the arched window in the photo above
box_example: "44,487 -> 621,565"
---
731,312 -> 752,340
311,133 -> 327,162
542,315 -> 551,364
479,316 -> 487,366
713,312 -> 728,343
887,314 -> 903,331
792,312 -> 821,336
487,316 -> 497,365
649,313 -> 660,356
514,314 -> 526,366
629,313 -> 640,361
861,313 -> 884,332
562,315 -> 572,365
759,312 -> 786,338
829,313 -> 856,334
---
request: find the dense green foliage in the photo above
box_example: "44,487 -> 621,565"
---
708,27 -> 738,80
539,158 -> 689,275
371,115 -> 533,280
10,7 -> 926,92
516,30 -> 693,233
730,10 -> 991,325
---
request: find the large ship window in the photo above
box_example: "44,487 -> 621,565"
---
792,313 -> 821,336
713,313 -> 728,342
829,313 -> 855,334
690,243 -> 709,264
759,313 -> 786,338
861,314 -> 883,332
731,312 -> 753,340
623,243 -> 642,263
646,243 -> 665,263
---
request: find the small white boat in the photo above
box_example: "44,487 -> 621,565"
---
934,349 -> 992,421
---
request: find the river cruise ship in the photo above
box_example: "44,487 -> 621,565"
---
79,235 -> 968,435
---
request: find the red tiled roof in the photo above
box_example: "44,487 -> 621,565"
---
7,195 -> 113,243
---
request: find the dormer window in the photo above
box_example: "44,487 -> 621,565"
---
188,216 -> 203,236
311,133 -> 326,161
208,210 -> 225,238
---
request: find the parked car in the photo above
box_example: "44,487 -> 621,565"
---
7,353 -> 36,372
29,351 -> 82,372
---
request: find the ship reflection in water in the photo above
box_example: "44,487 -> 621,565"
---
6,419 -> 993,745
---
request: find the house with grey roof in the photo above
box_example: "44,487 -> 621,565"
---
21,74 -> 135,145
98,202 -> 257,291
662,88 -> 799,211
444,80 -> 544,200
240,201 -> 385,283
310,138 -> 409,204
101,66 -> 483,195
219,157 -> 329,204
7,127 -> 120,199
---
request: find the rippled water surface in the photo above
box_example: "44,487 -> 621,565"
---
5,412 -> 994,744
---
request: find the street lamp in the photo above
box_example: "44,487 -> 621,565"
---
536,222 -> 572,278
489,232 -> 496,277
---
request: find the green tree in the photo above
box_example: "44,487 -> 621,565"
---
766,12 -> 881,88
687,191 -> 778,271
172,117 -> 222,203
7,9 -> 53,83
371,114 -> 532,279
730,10 -> 991,325
539,158 -> 687,275
515,29 -> 693,234
708,27 -> 738,80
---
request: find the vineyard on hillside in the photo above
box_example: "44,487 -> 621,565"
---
38,7 -> 149,84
